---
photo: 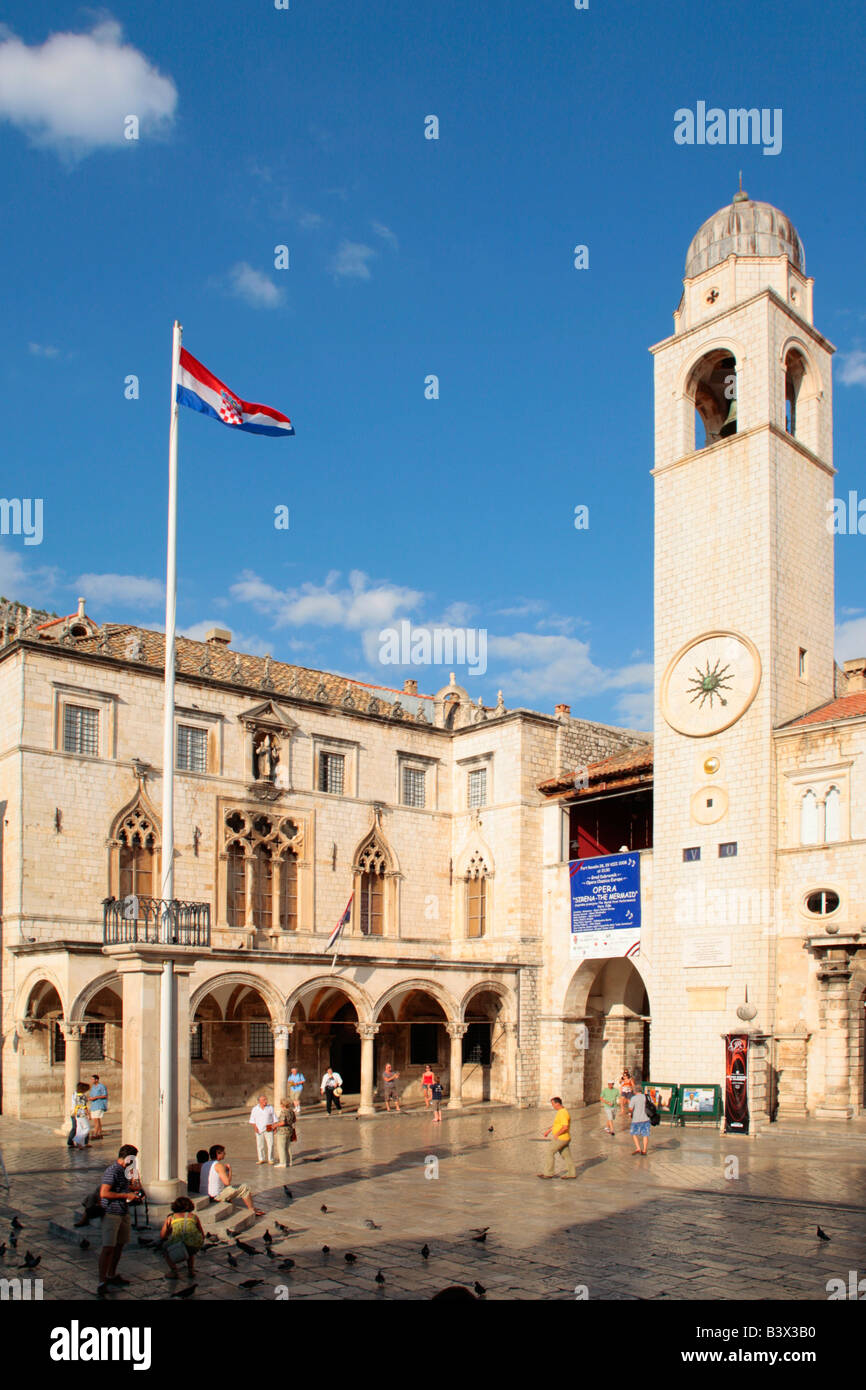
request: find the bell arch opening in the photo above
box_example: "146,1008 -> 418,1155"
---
688,350 -> 738,451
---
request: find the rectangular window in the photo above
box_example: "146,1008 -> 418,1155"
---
462,1022 -> 491,1066
683,847 -> 701,862
248,1022 -> 275,1058
56,1022 -> 105,1063
409,1023 -> 439,1065
177,724 -> 207,773
402,766 -> 426,808
798,648 -> 808,679
190,1023 -> 203,1061
63,704 -> 98,756
468,767 -> 487,809
718,841 -> 738,858
318,752 -> 344,795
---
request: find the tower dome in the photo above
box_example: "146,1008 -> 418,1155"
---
685,187 -> 805,279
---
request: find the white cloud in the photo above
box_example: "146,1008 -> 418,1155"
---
835,614 -> 866,662
331,240 -> 376,281
230,568 -> 424,631
226,262 -> 284,309
613,691 -> 654,730
838,350 -> 866,387
297,210 -> 323,230
488,631 -> 653,702
371,220 -> 398,250
28,341 -> 59,357
0,545 -> 60,606
76,573 -> 163,608
0,20 -> 177,158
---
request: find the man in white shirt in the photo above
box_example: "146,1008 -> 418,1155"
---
320,1068 -> 343,1114
205,1144 -> 264,1216
249,1094 -> 276,1163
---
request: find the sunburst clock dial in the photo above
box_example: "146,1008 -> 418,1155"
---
660,631 -> 762,737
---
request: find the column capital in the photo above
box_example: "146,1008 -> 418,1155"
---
271,1024 -> 294,1048
446,1022 -> 468,1039
355,1023 -> 380,1040
59,1020 -> 87,1040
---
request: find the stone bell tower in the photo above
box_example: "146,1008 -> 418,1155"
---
648,188 -> 836,1080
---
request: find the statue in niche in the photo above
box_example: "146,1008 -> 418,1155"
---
253,731 -> 280,783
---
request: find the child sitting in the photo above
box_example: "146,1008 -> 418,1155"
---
160,1196 -> 204,1279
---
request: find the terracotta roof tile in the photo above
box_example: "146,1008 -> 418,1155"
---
539,743 -> 654,796
782,691 -> 866,728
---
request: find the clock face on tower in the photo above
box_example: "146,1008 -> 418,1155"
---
660,630 -> 762,737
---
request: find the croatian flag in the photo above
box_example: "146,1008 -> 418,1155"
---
325,894 -> 353,953
176,348 -> 294,437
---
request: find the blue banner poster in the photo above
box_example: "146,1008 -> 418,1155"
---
569,852 -> 641,960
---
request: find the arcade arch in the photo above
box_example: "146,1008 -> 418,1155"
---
559,957 -> 650,1107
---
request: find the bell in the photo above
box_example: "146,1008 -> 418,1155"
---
719,395 -> 737,438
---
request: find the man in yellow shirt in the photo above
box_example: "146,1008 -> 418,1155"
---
538,1096 -> 577,1179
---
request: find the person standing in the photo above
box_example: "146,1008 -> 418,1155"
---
619,1070 -> 634,1118
288,1065 -> 305,1115
96,1143 -> 142,1297
430,1074 -> 443,1122
320,1067 -> 343,1114
421,1064 -> 435,1108
629,1082 -> 651,1156
71,1082 -> 91,1148
382,1063 -> 401,1112
88,1074 -> 108,1140
538,1097 -> 577,1179
599,1079 -> 619,1136
273,1097 -> 297,1168
249,1094 -> 276,1163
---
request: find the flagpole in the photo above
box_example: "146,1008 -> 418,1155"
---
158,318 -> 182,1192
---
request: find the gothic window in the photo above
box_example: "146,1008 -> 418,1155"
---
223,809 -> 303,931
359,842 -> 385,935
799,789 -> 819,846
824,786 -> 841,843
117,807 -> 159,902
465,850 -> 489,939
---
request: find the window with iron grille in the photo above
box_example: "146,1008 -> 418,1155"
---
54,1022 -> 105,1064
177,724 -> 207,773
468,767 -> 487,809
249,1021 -> 275,1058
190,1023 -> 203,1061
318,752 -> 344,795
402,766 -> 426,808
64,704 -> 98,756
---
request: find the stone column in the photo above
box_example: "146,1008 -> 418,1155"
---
774,1025 -> 811,1120
446,1023 -> 468,1109
499,1020 -> 517,1104
813,941 -> 857,1119
59,1021 -> 87,1130
356,1023 -> 379,1116
272,1023 -> 293,1104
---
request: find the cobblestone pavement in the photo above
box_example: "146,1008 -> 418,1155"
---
1,1104 -> 865,1301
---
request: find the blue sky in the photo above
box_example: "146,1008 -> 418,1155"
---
2,0 -> 865,729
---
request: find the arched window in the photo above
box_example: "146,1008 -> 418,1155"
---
465,850 -> 489,939
824,786 -> 841,844
111,801 -> 161,905
784,349 -> 807,438
226,842 -> 246,928
359,866 -> 384,936
800,789 -> 819,845
223,809 -> 303,932
252,844 -> 273,929
689,350 -> 738,450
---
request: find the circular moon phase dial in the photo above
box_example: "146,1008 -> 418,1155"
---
660,631 -> 761,737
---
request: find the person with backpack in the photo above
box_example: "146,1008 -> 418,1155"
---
159,1196 -> 205,1280
629,1082 -> 653,1155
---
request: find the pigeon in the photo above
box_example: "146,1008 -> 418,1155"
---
320,1204 -> 329,1213
263,1230 -> 273,1246
488,1126 -> 494,1133
474,1280 -> 487,1296
471,1227 -> 490,1237
375,1269 -> 385,1285
23,1251 -> 40,1269
364,1220 -> 382,1230
345,1252 -> 357,1264
236,1240 -> 257,1256
9,1236 -> 17,1250
421,1244 -> 430,1259
227,1253 -> 238,1269
275,1221 -> 293,1235
278,1258 -> 295,1271
10,1217 -> 22,1230
79,1238 -> 90,1250
240,1278 -> 264,1289
471,1232 -> 487,1243
170,1284 -> 197,1299
321,1245 -> 330,1255
817,1226 -> 831,1242
283,1187 -> 293,1200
